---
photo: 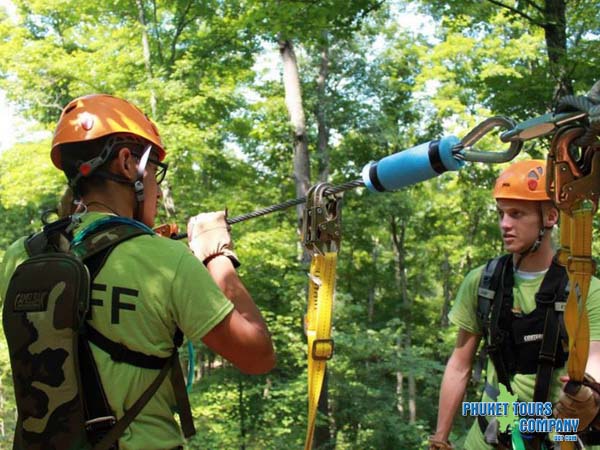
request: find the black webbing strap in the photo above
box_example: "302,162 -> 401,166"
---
487,255 -> 515,394
85,325 -> 170,369
92,353 -> 176,450
474,257 -> 505,384
170,355 -> 196,438
79,338 -> 113,434
532,260 -> 569,403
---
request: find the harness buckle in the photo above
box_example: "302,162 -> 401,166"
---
535,292 -> 558,305
85,415 -> 117,447
311,338 -> 334,361
567,256 -> 596,276
538,352 -> 556,365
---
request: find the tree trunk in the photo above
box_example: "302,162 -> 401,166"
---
279,38 -> 331,448
396,336 -> 404,415
489,0 -> 572,101
316,34 -> 330,183
368,239 -> 379,323
239,377 -> 246,450
160,182 -> 177,217
135,0 -> 157,117
542,0 -> 572,100
407,332 -> 416,423
390,215 -> 416,423
135,0 -> 179,219
440,254 -> 451,328
279,39 -> 311,228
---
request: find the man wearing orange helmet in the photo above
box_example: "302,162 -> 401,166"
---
429,160 -> 600,449
0,94 -> 275,450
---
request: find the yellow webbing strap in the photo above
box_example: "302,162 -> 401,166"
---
560,206 -> 594,450
304,252 -> 337,450
563,204 -> 594,382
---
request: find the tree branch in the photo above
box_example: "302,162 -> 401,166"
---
168,0 -> 195,67
485,0 -> 546,27
520,0 -> 545,14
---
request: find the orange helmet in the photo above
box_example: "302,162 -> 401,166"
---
493,159 -> 550,201
51,94 -> 165,169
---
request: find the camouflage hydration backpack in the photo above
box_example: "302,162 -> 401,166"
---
3,216 -> 195,450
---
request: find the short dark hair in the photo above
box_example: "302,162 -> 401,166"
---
59,136 -> 110,196
58,134 -> 148,197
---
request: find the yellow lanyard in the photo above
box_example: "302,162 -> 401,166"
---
561,206 -> 594,382
547,126 -> 598,450
301,183 -> 341,450
304,252 -> 337,450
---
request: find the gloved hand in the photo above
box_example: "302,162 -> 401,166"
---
187,210 -> 240,267
428,436 -> 453,450
554,373 -> 600,430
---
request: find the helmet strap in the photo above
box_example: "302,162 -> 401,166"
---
132,145 -> 152,222
515,204 -> 548,271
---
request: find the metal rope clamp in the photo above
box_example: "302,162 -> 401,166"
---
547,126 -> 600,214
301,182 -> 342,255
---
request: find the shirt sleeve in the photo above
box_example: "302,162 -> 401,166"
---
0,237 -> 28,306
586,276 -> 600,341
170,249 -> 234,344
448,265 -> 485,335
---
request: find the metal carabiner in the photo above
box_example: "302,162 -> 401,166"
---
500,111 -> 588,143
454,116 -> 523,163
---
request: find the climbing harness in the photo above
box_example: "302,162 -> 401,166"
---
301,183 -> 341,450
502,87 -> 600,449
476,255 -> 570,448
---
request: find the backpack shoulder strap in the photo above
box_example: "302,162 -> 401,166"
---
74,218 -> 196,445
24,216 -> 75,256
473,255 -> 509,386
477,255 -> 511,330
480,254 -> 515,394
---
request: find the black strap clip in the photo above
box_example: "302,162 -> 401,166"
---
85,415 -> 117,448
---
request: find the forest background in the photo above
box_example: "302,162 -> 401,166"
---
0,0 -> 599,449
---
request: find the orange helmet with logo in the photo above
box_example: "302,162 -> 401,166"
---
493,159 -> 550,201
51,94 -> 165,169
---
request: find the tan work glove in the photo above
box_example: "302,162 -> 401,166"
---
554,374 -> 600,430
428,436 -> 453,450
187,210 -> 240,267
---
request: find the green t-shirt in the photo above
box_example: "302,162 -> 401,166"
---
449,262 -> 600,450
0,213 -> 235,450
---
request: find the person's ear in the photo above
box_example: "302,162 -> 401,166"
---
543,203 -> 559,228
111,147 -> 137,181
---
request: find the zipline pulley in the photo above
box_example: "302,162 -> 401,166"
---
301,182 -> 342,255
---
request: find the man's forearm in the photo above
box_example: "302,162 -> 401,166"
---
433,357 -> 472,441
